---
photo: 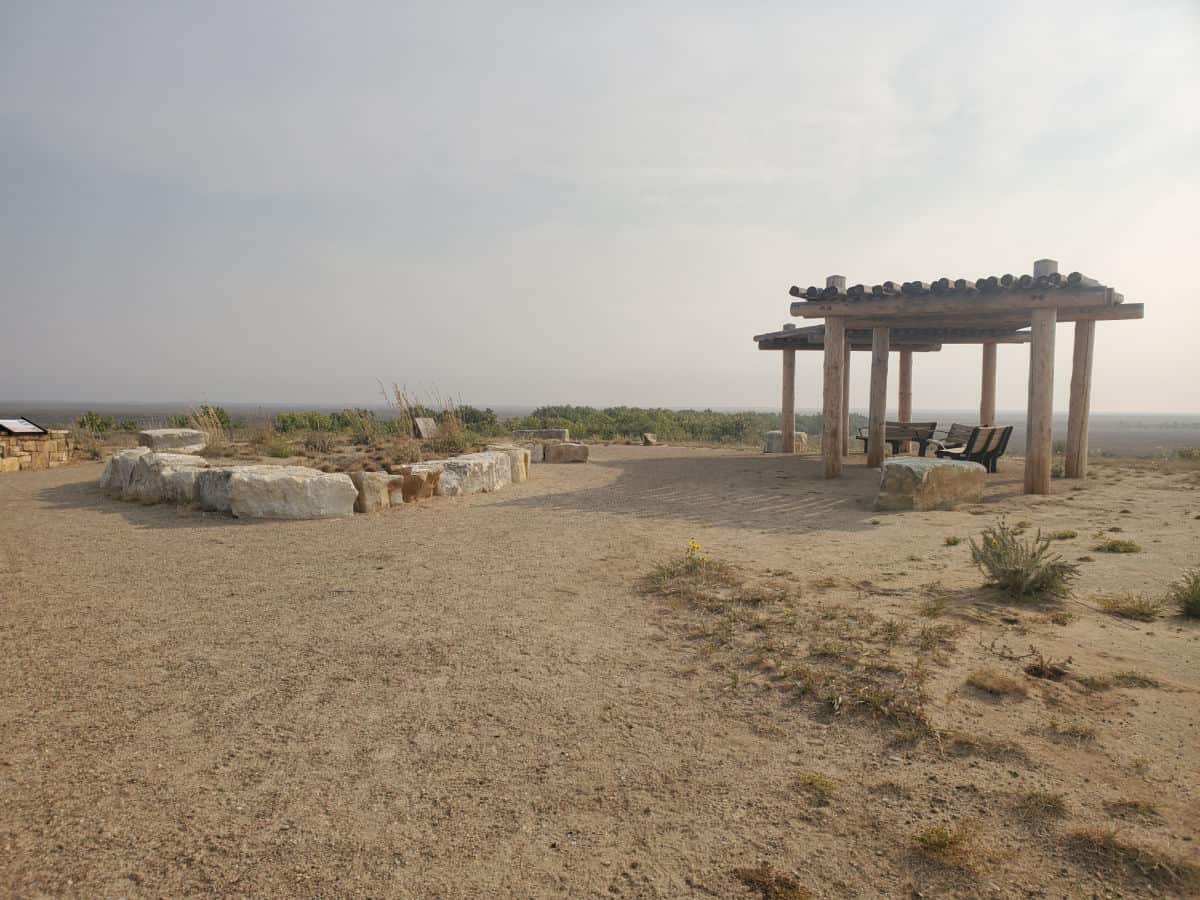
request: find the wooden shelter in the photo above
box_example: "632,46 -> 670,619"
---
754,259 -> 1144,494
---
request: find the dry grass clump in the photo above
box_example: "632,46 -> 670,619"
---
302,431 -> 336,454
1096,593 -> 1162,621
1049,529 -> 1078,540
1167,567 -> 1200,619
965,668 -> 1026,697
1013,790 -> 1067,826
912,823 -> 975,866
1078,670 -> 1161,691
1062,828 -> 1199,892
937,729 -> 1029,764
970,520 -> 1079,599
794,771 -> 837,806
1046,721 -> 1097,745
189,402 -> 229,452
638,541 -> 742,610
944,536 -> 962,546
1094,537 -> 1142,553
731,862 -> 813,900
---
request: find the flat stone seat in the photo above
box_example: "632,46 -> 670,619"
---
874,456 -> 986,511
543,442 -> 588,463
512,428 -> 569,442
137,428 -> 208,452
763,430 -> 808,453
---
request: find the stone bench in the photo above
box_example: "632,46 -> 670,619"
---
512,428 -> 569,442
874,456 -> 986,512
764,430 -> 809,453
137,428 -> 207,453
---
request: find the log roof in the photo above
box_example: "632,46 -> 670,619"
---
788,272 -> 1118,303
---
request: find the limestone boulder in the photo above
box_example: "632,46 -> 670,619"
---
486,445 -> 531,483
764,431 -> 809,453
99,448 -> 151,498
436,451 -> 511,496
390,462 -> 443,501
517,441 -> 544,464
137,428 -> 208,453
642,433 -> 658,446
413,417 -> 439,440
513,428 -> 569,442
543,442 -> 588,464
196,467 -> 239,512
874,456 -> 986,512
349,471 -> 392,513
228,467 -> 357,519
126,452 -> 209,503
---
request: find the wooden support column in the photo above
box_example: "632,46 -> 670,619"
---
898,350 -> 913,452
867,327 -> 890,468
781,348 -> 796,454
1065,320 -> 1095,478
980,342 -> 997,426
840,333 -> 851,456
821,317 -> 846,478
1023,308 -> 1057,494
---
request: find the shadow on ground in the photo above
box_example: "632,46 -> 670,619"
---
34,477 -> 270,530
496,449 -> 1028,536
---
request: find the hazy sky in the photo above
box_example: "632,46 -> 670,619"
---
3,1 -> 1198,412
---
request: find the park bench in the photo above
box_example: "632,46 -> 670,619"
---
855,421 -> 937,457
933,424 -> 1013,473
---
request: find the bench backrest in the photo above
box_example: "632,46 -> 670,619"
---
882,421 -> 937,440
944,423 -> 975,446
964,425 -> 1011,455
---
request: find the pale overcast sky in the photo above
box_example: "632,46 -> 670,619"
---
2,2 -> 1198,412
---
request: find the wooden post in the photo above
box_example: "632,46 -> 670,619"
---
867,326 -> 890,468
822,317 -> 846,478
840,333 -> 851,456
980,342 -> 997,426
898,350 -> 913,452
781,348 -> 796,454
1024,308 -> 1056,494
1065,320 -> 1095,478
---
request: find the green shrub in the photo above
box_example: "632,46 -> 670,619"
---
970,520 -> 1080,599
511,405 -> 867,445
1095,538 -> 1141,553
1168,568 -> 1200,618
76,410 -> 116,433
167,404 -> 230,429
265,438 -> 293,458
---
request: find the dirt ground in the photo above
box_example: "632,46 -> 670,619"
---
1,445 -> 1197,898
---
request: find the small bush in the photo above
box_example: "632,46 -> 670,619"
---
944,536 -> 962,546
970,520 -> 1080,599
188,402 -> 230,453
794,771 -> 837,806
265,438 -> 293,458
1167,567 -> 1200,619
731,862 -> 812,900
1014,790 -> 1067,824
1050,530 -> 1077,540
76,410 -> 116,433
913,823 -> 972,861
303,432 -> 336,453
1096,593 -> 1162,621
1094,537 -> 1141,553
639,541 -> 742,609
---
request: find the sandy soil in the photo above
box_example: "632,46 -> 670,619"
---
1,446 -> 1197,898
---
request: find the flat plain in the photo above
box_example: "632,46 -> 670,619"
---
2,446 -> 1197,897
